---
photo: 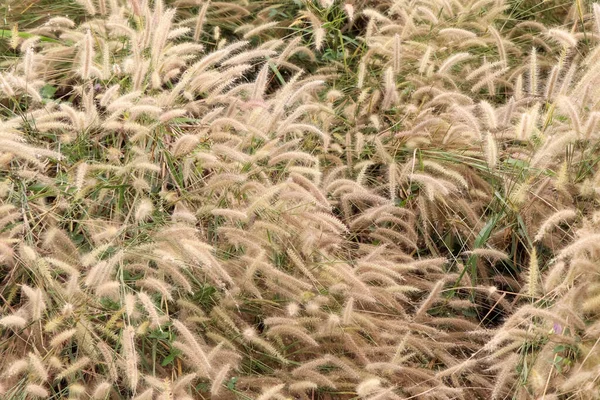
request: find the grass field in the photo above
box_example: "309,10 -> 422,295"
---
1,0 -> 600,399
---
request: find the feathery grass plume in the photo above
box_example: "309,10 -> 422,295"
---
419,45 -> 432,75
0,140 -> 59,168
0,315 -> 27,329
286,248 -> 317,281
92,381 -> 112,399
387,163 -> 398,201
138,278 -> 173,301
74,162 -> 88,194
415,280 -> 444,320
21,285 -> 46,320
56,357 -> 91,380
304,11 -> 325,51
76,0 -> 96,14
362,8 -> 392,23
558,61 -> 578,96
513,73 -> 524,100
22,46 -> 36,80
85,260 -> 112,288
159,108 -> 187,123
479,101 -> 498,130
558,233 -> 600,259
122,325 -> 138,391
132,388 -> 153,400
594,3 -> 600,36
4,358 -> 28,377
210,363 -> 231,397
466,60 -> 505,82
488,26 -> 506,65
25,384 -> 48,398
172,319 -> 212,377
484,132 -> 498,168
356,61 -> 367,89
137,291 -> 163,328
529,47 -> 538,96
251,63 -> 270,102
525,248 -> 540,299
256,384 -> 286,400
28,352 -> 48,382
344,3 -> 354,21
172,134 -> 200,157
172,373 -> 197,395
79,30 -> 94,80
357,378 -> 382,398
96,342 -> 118,383
391,34 -> 402,74
381,66 -> 398,109
557,95 -> 582,135
439,28 -> 477,40
242,21 -> 280,39
547,28 -> 578,49
135,198 -> 154,223
438,52 -> 472,75
266,325 -> 319,347
243,327 -> 288,364
490,354 -> 519,399
407,173 -> 455,200
194,1 -> 211,41
69,383 -> 87,397
50,328 -> 77,348
0,73 -> 15,98
342,297 -> 354,325
290,381 -> 318,393
582,292 -> 600,313
544,65 -> 559,99
9,24 -> 20,50
422,160 -> 468,190
514,112 -> 530,140
471,66 -> 508,93
318,0 -> 334,7
534,209 -> 577,242
467,248 -> 508,261
584,111 -> 600,139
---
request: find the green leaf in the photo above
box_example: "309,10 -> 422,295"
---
40,84 -> 57,99
161,348 -> 181,366
505,158 -> 529,169
226,376 -> 238,390
148,330 -> 169,340
0,29 -> 60,43
553,345 -> 566,353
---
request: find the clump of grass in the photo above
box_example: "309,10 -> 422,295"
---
1,0 -> 600,399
